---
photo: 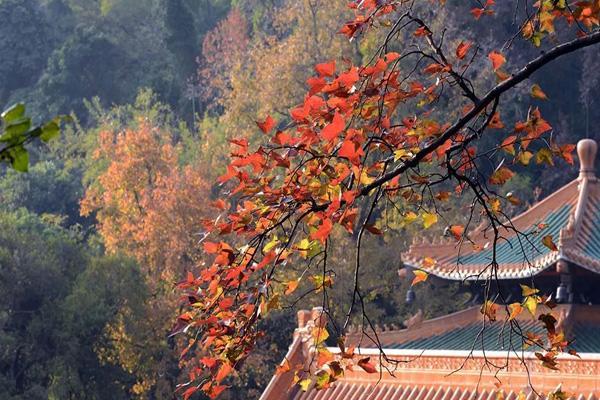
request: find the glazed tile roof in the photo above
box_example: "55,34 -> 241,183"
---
402,140 -> 600,280
345,304 -> 600,353
261,306 -> 600,400
290,382 -> 597,400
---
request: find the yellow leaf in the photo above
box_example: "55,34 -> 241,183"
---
312,327 -> 329,345
411,270 -> 429,286
536,148 -> 554,166
394,149 -> 411,161
403,211 -> 418,224
517,151 -> 534,166
520,284 -> 540,297
488,197 -> 502,214
422,212 -> 438,228
523,296 -> 538,317
284,279 -> 300,295
542,235 -> 558,251
530,84 -> 548,100
298,378 -> 312,392
359,170 -> 374,185
263,236 -> 280,252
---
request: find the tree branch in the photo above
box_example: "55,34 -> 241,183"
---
360,30 -> 600,196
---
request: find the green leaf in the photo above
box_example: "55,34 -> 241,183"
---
315,371 -> 331,390
1,103 -> 25,123
40,120 -> 60,142
1,118 -> 31,142
9,146 -> 29,172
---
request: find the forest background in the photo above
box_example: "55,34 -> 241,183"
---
0,0 -> 598,399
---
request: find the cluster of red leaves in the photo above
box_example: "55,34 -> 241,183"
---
174,1 -> 588,397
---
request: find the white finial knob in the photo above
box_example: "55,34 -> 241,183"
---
578,139 -> 597,179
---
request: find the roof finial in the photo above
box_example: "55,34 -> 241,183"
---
577,138 -> 597,179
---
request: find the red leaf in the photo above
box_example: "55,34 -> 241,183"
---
256,115 -> 276,134
357,357 -> 377,373
310,218 -> 333,244
365,224 -> 383,235
219,297 -> 234,310
321,112 -> 345,141
315,60 -> 336,77
423,63 -> 445,74
208,385 -> 227,399
338,67 -> 360,88
204,242 -> 219,254
183,386 -> 199,400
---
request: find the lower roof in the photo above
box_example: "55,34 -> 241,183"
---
261,305 -> 600,400
346,304 -> 600,353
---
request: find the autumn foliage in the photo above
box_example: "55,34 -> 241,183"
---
174,0 -> 600,398
81,122 -> 209,281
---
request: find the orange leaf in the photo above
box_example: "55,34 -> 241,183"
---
183,387 -> 199,400
489,166 -> 514,185
488,51 -> 506,71
446,225 -> 464,240
481,300 -> 499,321
530,84 -> 548,100
256,115 -> 276,133
422,257 -> 436,268
456,41 -> 472,60
365,224 -> 383,235
501,135 -> 517,156
559,144 -> 576,165
508,302 -> 523,320
215,362 -> 233,382
411,270 -> 429,286
275,358 -> 291,375
284,279 -> 300,295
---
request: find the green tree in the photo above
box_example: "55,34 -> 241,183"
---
0,0 -> 53,106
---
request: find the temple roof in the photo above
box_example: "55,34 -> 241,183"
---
402,139 -> 600,280
260,307 -> 600,400
345,304 -> 600,354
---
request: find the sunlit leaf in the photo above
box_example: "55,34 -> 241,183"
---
542,235 -> 558,251
422,212 -> 438,228
411,270 -> 429,286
